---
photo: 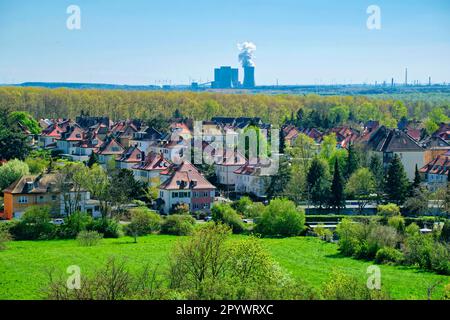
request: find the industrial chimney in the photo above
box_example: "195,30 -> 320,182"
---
243,66 -> 255,88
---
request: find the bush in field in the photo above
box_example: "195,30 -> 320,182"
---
377,203 -> 401,222
335,218 -> 366,256
403,234 -> 434,270
125,207 -> 162,242
0,227 -> 12,250
429,242 -> 450,275
440,220 -> 450,243
9,206 -> 55,240
314,224 -> 334,242
375,247 -> 404,265
366,225 -> 399,258
232,196 -> 253,216
160,215 -> 195,236
254,198 -> 305,238
169,222 -> 318,300
170,203 -> 190,215
388,215 -> 406,234
245,202 -> 265,219
57,212 -> 93,239
211,203 -> 245,234
322,270 -> 389,300
87,218 -> 120,238
76,230 -> 103,247
405,222 -> 420,236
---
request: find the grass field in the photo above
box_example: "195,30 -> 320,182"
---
0,235 -> 448,300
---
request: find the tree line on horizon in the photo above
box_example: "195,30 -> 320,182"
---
0,87 -> 448,129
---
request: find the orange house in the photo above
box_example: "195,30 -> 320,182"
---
2,174 -> 60,220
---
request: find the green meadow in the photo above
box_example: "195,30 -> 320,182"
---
0,235 -> 448,300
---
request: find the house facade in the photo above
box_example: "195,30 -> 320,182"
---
158,162 -> 215,214
2,174 -> 100,220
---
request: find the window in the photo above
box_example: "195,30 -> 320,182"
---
52,195 -> 57,201
18,196 -> 28,204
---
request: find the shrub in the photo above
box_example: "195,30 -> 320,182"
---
125,207 -> 162,242
366,225 -> 398,259
57,212 -> 93,239
375,247 -> 404,265
377,203 -> 400,222
322,270 -> 389,300
429,242 -> 450,275
170,203 -> 190,215
254,198 -> 305,237
87,218 -> 120,238
9,206 -> 56,240
0,227 -> 12,250
314,224 -> 334,242
76,230 -> 103,247
161,215 -> 195,236
388,215 -> 406,234
245,202 -> 265,219
232,196 -> 253,216
404,234 -> 434,270
440,220 -> 450,243
211,203 -> 245,234
405,222 -> 420,236
335,218 -> 366,256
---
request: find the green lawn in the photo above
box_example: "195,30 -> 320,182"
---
0,235 -> 448,300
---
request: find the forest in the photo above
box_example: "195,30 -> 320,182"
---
0,87 -> 449,128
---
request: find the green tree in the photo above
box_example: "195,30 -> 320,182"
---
385,154 -> 409,204
329,159 -> 345,213
345,168 -> 376,214
87,152 -> 100,168
369,154 -> 384,194
255,198 -> 305,237
267,155 -> 291,199
319,134 -> 337,161
411,164 -> 422,192
0,159 -> 30,190
82,164 -> 111,218
345,144 -> 359,179
307,157 -> 330,208
211,203 -> 245,234
377,203 -> 401,221
7,111 -> 41,134
125,207 -> 162,243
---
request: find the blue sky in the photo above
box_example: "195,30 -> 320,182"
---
0,0 -> 449,85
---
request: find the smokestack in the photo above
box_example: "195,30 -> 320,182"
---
405,68 -> 408,86
238,42 -> 256,88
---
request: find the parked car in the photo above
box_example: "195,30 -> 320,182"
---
51,218 -> 65,225
204,216 -> 213,222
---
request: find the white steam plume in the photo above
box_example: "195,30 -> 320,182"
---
238,41 -> 256,67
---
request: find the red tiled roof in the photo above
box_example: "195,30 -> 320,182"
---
133,151 -> 171,171
159,162 -> 215,190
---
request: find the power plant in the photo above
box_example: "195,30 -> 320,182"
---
210,42 -> 256,89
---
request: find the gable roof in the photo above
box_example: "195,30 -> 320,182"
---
133,151 -> 171,171
97,137 -> 125,155
117,146 -> 143,163
159,162 -> 215,190
420,151 -> 450,176
367,127 -> 424,152
3,174 -> 59,194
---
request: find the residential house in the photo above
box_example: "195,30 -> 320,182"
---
158,162 -> 216,214
213,149 -> 246,186
129,126 -> 163,153
116,146 -> 144,169
365,126 -> 425,180
234,159 -> 273,198
96,137 -> 125,167
419,151 -> 450,191
132,151 -> 172,186
2,174 -> 100,220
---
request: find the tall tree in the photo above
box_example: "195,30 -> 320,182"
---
345,144 -> 359,179
267,155 -> 291,199
345,168 -> 376,215
329,159 -> 345,213
307,157 -> 330,208
411,164 -> 422,192
385,154 -> 409,205
369,154 -> 384,193
87,152 -> 100,168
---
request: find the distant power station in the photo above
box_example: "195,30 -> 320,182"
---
211,65 -> 255,89
210,42 -> 257,89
